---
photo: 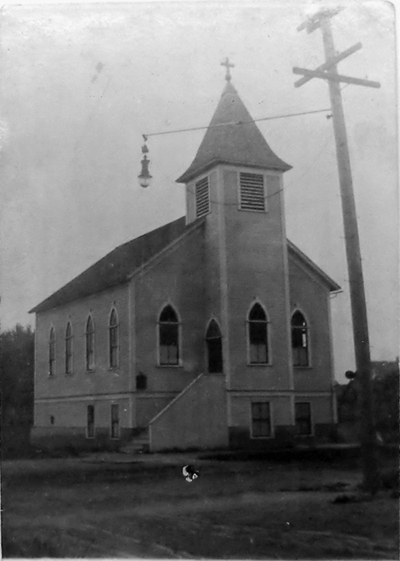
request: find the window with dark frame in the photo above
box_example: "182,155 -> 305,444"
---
251,402 -> 271,437
159,305 -> 179,365
85,316 -> 95,371
109,309 -> 119,368
206,319 -> 223,373
291,311 -> 309,367
295,402 -> 312,435
49,327 -> 56,376
248,303 -> 269,364
239,172 -> 265,212
111,404 -> 120,439
87,405 -> 95,438
195,176 -> 210,218
65,322 -> 73,374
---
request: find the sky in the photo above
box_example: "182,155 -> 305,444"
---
0,0 -> 398,382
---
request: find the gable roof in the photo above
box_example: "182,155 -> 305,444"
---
29,217 -> 191,314
176,81 -> 291,184
287,240 -> 341,292
30,216 -> 340,314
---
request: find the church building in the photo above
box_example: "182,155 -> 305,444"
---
30,67 -> 340,453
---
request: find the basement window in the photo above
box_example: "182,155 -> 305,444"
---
239,172 -> 266,212
295,402 -> 312,436
251,402 -> 271,438
195,176 -> 210,218
111,404 -> 120,439
87,405 -> 95,439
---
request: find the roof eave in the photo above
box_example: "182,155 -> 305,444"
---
176,158 -> 292,184
287,239 -> 341,292
29,217 -> 204,315
126,216 -> 206,281
28,278 -> 130,314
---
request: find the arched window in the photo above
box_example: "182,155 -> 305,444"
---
136,373 -> 147,391
109,309 -> 119,368
248,303 -> 269,364
49,327 -> 56,376
158,305 -> 179,365
85,316 -> 95,371
291,311 -> 309,367
206,319 -> 223,373
65,322 -> 73,374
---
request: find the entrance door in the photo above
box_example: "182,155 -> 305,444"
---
206,320 -> 223,373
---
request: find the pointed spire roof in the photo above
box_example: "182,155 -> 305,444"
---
176,81 -> 291,184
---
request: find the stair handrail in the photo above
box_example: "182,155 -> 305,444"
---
148,372 -> 204,426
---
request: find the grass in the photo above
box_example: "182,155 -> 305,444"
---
2,452 -> 399,558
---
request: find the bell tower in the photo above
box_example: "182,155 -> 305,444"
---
176,64 -> 294,400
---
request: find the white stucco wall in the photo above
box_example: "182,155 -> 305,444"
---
149,374 -> 228,451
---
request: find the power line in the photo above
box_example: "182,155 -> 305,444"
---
295,8 -> 381,495
154,127 -> 332,208
143,108 -> 331,139
180,128 -> 332,207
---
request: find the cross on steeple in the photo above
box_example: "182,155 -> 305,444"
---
221,57 -> 235,81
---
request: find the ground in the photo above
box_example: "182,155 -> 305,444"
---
2,448 -> 398,559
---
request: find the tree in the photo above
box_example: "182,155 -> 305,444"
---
1,324 -> 34,428
338,363 -> 399,444
372,368 -> 399,443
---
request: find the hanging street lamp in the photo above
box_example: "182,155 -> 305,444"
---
138,135 -> 152,188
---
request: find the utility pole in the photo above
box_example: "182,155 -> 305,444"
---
293,8 -> 380,494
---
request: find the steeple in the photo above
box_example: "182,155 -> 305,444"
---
176,78 -> 291,184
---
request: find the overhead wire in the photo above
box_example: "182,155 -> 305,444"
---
179,126 -> 333,207
143,108 -> 331,138
148,104 -> 334,207
140,108 -> 344,293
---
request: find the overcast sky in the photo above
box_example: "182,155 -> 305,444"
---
0,0 -> 397,381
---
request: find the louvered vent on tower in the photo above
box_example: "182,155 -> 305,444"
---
195,176 -> 210,218
239,172 -> 265,212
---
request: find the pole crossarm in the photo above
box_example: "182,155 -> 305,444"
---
293,9 -> 381,494
293,67 -> 381,88
297,7 -> 344,34
294,42 -> 362,87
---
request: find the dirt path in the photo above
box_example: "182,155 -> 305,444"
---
3,456 -> 398,559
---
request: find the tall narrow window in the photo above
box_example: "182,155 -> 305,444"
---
291,311 -> 309,367
206,319 -> 223,373
111,404 -> 120,439
49,327 -> 56,376
109,309 -> 119,368
65,322 -> 73,374
239,172 -> 265,212
87,405 -> 95,438
85,316 -> 95,371
158,305 -> 179,365
195,176 -> 210,218
295,402 -> 312,435
251,402 -> 271,438
248,303 -> 269,364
